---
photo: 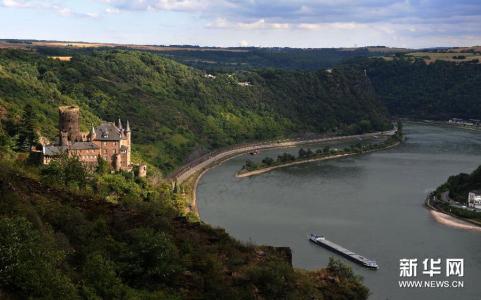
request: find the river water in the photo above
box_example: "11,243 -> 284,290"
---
197,124 -> 481,300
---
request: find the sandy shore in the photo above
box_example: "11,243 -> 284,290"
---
429,210 -> 481,232
425,195 -> 481,232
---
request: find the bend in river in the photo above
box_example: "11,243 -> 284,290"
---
197,124 -> 481,300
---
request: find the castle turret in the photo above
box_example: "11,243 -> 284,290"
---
125,120 -> 131,166
117,118 -> 123,131
59,106 -> 82,145
88,124 -> 96,141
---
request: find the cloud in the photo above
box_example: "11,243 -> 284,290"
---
297,22 -> 367,30
1,0 -> 100,18
2,0 -> 30,8
98,0 -> 212,12
207,18 -> 289,30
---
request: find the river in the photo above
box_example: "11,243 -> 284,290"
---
196,124 -> 481,300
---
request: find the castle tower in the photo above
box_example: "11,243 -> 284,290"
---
125,120 -> 131,166
59,106 -> 82,145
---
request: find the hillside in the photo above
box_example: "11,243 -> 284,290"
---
0,48 -> 390,173
351,57 -> 481,119
0,153 -> 369,299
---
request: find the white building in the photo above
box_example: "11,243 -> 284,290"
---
468,191 -> 481,209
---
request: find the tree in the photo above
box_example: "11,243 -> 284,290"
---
0,217 -> 78,299
262,157 -> 274,166
16,104 -> 39,152
82,253 -> 126,299
96,156 -> 110,175
41,155 -> 88,188
244,159 -> 258,171
298,148 -> 307,158
119,228 -> 181,288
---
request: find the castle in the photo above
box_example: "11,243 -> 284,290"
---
41,106 -> 132,171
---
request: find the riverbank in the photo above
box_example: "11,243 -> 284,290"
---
237,141 -> 401,178
425,194 -> 481,231
406,119 -> 481,132
175,129 -> 396,215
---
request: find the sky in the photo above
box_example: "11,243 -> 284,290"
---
1,0 -> 480,48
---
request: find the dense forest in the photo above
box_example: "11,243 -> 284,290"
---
0,151 -> 369,299
355,57 -> 481,119
0,48 -> 390,173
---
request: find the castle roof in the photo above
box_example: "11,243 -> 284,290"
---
94,122 -> 124,141
43,145 -> 68,156
70,142 -> 99,150
43,142 -> 99,156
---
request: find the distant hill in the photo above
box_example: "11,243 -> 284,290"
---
0,39 -> 412,71
345,56 -> 481,120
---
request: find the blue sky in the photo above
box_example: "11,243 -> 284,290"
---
1,0 -> 480,48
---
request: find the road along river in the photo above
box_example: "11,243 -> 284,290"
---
196,124 -> 481,300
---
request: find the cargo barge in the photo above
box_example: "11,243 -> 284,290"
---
309,234 -> 379,270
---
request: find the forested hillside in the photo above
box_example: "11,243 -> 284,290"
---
0,49 -> 390,173
0,149 -> 369,299
0,47 -> 380,300
358,58 -> 481,119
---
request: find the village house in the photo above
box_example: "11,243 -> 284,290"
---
41,106 -> 132,171
467,191 -> 481,209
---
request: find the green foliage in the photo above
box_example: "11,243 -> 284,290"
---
40,155 -> 87,189
243,159 -> 258,171
95,156 -> 109,175
353,57 -> 481,119
16,104 -> 39,152
119,228 -> 181,288
0,216 -> 78,299
81,253 -> 127,299
261,156 -> 274,166
246,259 -> 296,299
439,165 -> 481,203
324,258 -> 370,300
0,142 -> 370,300
240,126 -> 403,174
0,48 -> 390,173
277,153 -> 296,163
